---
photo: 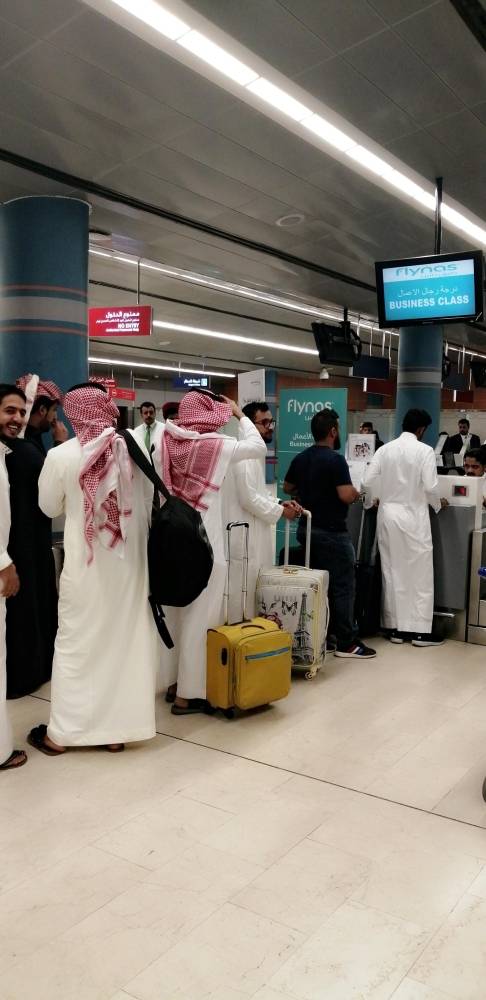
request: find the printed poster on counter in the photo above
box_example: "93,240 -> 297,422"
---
238,369 -> 265,408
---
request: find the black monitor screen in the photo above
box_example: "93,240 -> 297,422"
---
375,250 -> 484,328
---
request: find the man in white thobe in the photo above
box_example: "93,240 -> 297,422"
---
133,400 -> 164,473
28,383 -> 160,755
223,401 -> 300,621
0,384 -> 27,771
160,392 -> 267,713
363,407 -> 445,647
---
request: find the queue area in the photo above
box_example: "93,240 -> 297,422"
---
2,0 -> 486,995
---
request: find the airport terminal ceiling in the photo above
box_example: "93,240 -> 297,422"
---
1,0 -> 486,374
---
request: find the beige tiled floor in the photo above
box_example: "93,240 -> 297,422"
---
2,637 -> 486,999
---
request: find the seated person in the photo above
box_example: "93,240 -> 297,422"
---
447,418 -> 480,455
463,448 -> 486,506
360,421 -> 383,450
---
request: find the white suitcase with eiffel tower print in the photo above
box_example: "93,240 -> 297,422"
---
255,512 -> 329,679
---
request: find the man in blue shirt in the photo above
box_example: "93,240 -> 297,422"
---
284,408 -> 376,659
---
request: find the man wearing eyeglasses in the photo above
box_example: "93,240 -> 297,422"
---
223,401 -> 301,621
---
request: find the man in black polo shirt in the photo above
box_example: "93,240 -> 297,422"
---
284,408 -> 376,659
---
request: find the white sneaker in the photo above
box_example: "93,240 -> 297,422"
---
411,634 -> 445,647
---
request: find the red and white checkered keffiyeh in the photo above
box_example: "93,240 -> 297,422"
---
16,374 -> 63,403
162,391 -> 232,511
16,373 -> 63,438
63,386 -> 133,563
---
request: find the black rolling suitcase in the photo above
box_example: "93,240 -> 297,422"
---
354,506 -> 382,638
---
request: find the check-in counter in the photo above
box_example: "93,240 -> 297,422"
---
349,478 -> 484,642
466,506 -> 486,645
431,475 -> 483,641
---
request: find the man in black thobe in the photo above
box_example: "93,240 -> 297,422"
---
4,378 -> 67,697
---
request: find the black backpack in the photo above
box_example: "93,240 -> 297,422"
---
120,429 -> 214,612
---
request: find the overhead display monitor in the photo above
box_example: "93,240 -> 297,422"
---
375,250 -> 484,328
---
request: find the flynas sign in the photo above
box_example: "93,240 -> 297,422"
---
276,388 -> 348,554
382,258 -> 476,322
279,391 -> 348,463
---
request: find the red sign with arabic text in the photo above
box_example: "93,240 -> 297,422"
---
89,306 -> 152,338
89,375 -> 117,399
112,388 -> 136,402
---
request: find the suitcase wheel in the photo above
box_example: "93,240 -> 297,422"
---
223,708 -> 235,720
482,777 -> 486,803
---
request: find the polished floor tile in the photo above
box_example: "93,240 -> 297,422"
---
125,903 -> 305,999
232,836 -> 370,934
269,900 -> 429,1000
410,893 -> 486,999
3,637 -> 486,999
390,981 -> 455,999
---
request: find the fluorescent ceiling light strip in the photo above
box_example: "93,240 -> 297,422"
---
386,172 -> 436,210
105,0 -> 486,248
178,30 -> 258,84
89,249 -> 113,258
89,245 -> 398,334
110,0 -> 189,38
112,255 -> 138,265
346,145 -> 395,179
441,205 -> 486,246
301,115 -> 356,153
88,355 -> 235,378
153,319 -> 318,355
142,260 -> 337,316
246,77 -> 312,121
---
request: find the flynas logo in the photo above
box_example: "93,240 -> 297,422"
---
394,263 -> 458,278
287,399 -> 334,415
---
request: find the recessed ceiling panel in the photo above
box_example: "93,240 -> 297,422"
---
206,101 -> 329,177
186,0 -> 334,77
164,122 -> 300,197
369,0 -> 442,24
295,56 -> 417,144
427,110 -> 486,159
0,110 -> 117,178
0,73 -> 158,166
277,0 -> 386,53
7,39 -> 191,139
0,0 -> 82,36
269,176 -> 365,229
52,8 -> 238,127
124,146 -> 259,211
395,1 -> 486,107
0,16 -> 36,65
97,164 -> 232,223
384,128 -> 459,180
343,30 -> 462,125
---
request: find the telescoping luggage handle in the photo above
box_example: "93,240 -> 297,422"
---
284,509 -> 312,568
224,521 -> 250,625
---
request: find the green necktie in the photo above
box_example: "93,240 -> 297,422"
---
145,425 -> 151,452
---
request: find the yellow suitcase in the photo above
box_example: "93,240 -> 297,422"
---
207,523 -> 292,714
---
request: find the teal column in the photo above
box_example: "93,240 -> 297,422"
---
395,325 -> 443,446
0,196 -> 90,391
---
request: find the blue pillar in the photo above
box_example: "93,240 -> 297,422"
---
0,196 -> 90,391
395,325 -> 443,446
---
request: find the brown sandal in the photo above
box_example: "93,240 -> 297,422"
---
0,749 -> 27,770
27,724 -> 65,756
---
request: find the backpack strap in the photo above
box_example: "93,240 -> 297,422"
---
118,430 -> 175,650
119,429 -> 171,503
